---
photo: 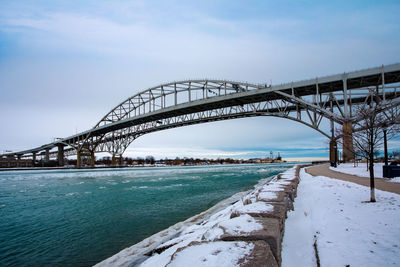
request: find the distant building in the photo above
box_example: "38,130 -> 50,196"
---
0,157 -> 34,168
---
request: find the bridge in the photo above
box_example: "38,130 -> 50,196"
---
1,63 -> 400,168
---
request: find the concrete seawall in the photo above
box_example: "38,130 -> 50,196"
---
96,165 -> 304,267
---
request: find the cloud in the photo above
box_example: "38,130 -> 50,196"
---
3,13 -> 161,55
386,139 -> 400,150
2,12 -> 257,61
2,7 -> 399,75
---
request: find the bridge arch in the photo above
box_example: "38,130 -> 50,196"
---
94,80 -> 267,128
86,79 -> 342,158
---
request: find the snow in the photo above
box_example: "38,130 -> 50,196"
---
233,201 -> 274,214
390,177 -> 400,183
139,212 -> 264,266
257,191 -> 277,200
137,213 -> 255,266
258,183 -> 287,192
330,162 -> 400,181
282,168 -> 400,267
330,162 -> 384,178
218,214 -> 263,235
166,241 -> 253,267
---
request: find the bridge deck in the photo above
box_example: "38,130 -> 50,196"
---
3,63 -> 400,157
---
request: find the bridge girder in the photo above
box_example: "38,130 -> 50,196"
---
4,64 -> 400,161
13,87 -> 400,160
83,88 -> 400,157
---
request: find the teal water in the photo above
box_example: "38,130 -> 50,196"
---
0,163 -> 295,266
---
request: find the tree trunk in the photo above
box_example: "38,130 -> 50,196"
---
369,128 -> 376,202
369,154 -> 376,202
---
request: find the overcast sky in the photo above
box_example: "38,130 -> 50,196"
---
1,0 -> 400,161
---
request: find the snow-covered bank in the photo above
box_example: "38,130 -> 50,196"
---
94,188 -> 250,267
96,167 -> 301,267
282,168 -> 400,267
330,162 -> 385,178
330,162 -> 400,182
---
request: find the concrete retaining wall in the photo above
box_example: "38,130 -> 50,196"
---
216,165 -> 302,266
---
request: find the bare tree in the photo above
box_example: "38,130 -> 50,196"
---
391,150 -> 400,160
145,155 -> 155,165
350,104 -> 399,202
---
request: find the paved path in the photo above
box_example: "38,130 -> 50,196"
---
306,164 -> 400,195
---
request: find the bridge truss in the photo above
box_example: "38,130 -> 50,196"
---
2,64 -> 400,167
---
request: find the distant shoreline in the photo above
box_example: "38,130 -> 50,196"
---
0,161 -> 305,172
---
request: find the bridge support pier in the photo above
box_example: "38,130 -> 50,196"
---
90,151 -> 95,168
111,154 -> 123,167
32,152 -> 36,166
45,149 -> 50,162
342,121 -> 354,163
76,150 -> 82,169
57,145 -> 65,167
16,154 -> 21,167
76,150 -> 95,168
329,140 -> 338,166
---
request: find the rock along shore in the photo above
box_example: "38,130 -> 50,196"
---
95,165 -> 304,267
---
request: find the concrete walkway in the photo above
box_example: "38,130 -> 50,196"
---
306,163 -> 400,195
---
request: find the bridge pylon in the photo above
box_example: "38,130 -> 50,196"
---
57,144 -> 65,167
76,145 -> 97,168
329,140 -> 338,165
342,122 -> 354,163
111,154 -> 123,166
90,151 -> 95,168
45,149 -> 50,162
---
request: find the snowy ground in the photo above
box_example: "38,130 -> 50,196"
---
282,168 -> 400,267
330,163 -> 400,182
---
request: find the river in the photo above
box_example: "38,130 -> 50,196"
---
0,163 -> 295,266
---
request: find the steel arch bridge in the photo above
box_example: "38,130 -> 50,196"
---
2,63 -> 400,167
